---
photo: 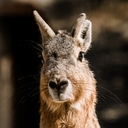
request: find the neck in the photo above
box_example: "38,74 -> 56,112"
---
39,98 -> 100,128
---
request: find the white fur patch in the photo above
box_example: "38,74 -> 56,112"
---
71,98 -> 85,111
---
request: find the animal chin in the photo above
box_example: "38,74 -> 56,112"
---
52,99 -> 68,103
50,93 -> 68,103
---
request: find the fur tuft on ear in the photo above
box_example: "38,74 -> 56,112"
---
71,13 -> 92,52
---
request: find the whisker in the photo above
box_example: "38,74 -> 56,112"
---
70,81 -> 124,108
25,40 -> 43,51
98,93 -> 110,107
18,74 -> 39,81
13,86 -> 39,114
17,81 -> 39,92
98,85 -> 124,108
26,91 -> 40,108
101,92 -> 124,109
29,43 -> 42,52
26,40 -> 43,48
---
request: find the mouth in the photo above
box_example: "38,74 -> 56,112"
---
50,92 -> 68,103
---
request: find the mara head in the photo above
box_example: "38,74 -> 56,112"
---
33,11 -> 96,111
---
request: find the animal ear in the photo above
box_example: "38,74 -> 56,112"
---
71,13 -> 92,52
33,10 -> 55,42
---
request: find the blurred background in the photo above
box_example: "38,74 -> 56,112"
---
0,0 -> 128,128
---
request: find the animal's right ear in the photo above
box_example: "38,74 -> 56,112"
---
71,13 -> 92,52
33,10 -> 55,42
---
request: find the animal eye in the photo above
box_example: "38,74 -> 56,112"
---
78,51 -> 84,62
52,52 -> 58,59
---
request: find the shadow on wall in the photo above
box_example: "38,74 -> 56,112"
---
0,0 -> 128,128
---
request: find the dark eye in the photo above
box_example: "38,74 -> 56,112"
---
78,51 -> 85,62
52,52 -> 58,59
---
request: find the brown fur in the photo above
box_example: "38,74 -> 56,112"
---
33,11 -> 100,128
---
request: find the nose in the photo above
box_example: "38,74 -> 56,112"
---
49,80 -> 68,91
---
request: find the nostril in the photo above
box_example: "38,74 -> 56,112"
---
60,81 -> 68,86
49,81 -> 57,89
49,80 -> 68,90
59,81 -> 68,90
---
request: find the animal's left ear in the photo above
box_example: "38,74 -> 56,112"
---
71,13 -> 92,52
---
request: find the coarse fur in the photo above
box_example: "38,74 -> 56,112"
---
33,11 -> 100,128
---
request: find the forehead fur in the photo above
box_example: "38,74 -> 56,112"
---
43,32 -> 75,57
